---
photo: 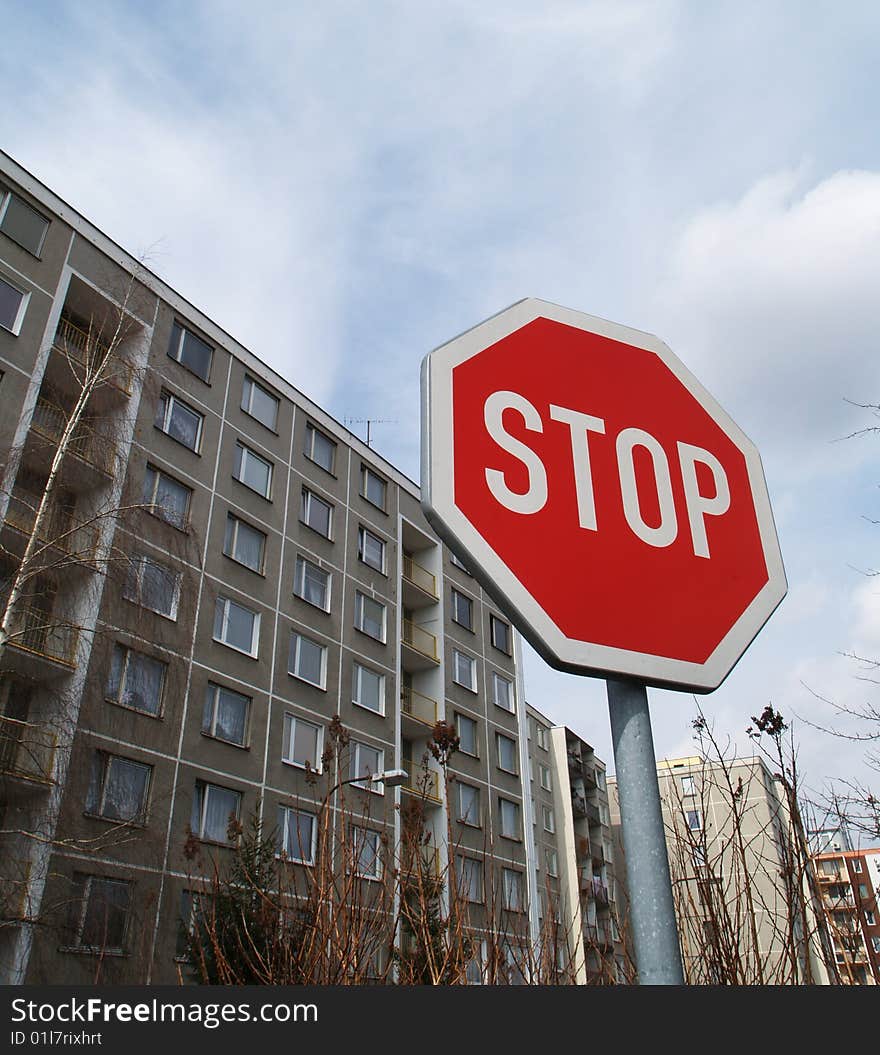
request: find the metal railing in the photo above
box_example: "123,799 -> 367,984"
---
6,606 -> 78,666
4,487 -> 98,560
0,715 -> 57,783
402,759 -> 441,802
402,554 -> 438,599
54,317 -> 133,396
401,686 -> 438,726
401,620 -> 439,662
30,399 -> 116,476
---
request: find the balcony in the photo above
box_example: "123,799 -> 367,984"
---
52,317 -> 134,397
5,606 -> 78,669
0,715 -> 57,786
586,801 -> 602,828
591,842 -> 605,867
401,686 -> 438,731
402,759 -> 442,803
571,793 -> 588,818
29,399 -> 116,478
4,486 -> 99,564
402,554 -> 438,608
400,845 -> 441,881
401,619 -> 439,670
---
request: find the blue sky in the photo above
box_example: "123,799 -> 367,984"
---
5,1 -> 880,831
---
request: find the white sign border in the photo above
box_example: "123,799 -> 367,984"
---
421,298 -> 787,693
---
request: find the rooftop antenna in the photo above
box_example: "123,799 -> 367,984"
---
343,417 -> 397,448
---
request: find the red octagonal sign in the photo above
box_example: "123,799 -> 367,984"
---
421,299 -> 787,692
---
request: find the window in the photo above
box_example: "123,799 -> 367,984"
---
282,713 -> 323,771
351,826 -> 382,879
354,591 -> 386,642
853,858 -> 863,873
361,465 -> 386,510
546,848 -> 559,877
123,555 -> 180,619
496,733 -> 517,773
223,513 -> 266,573
167,321 -> 213,382
154,390 -> 203,451
176,889 -> 206,960
455,712 -> 478,756
865,910 -> 876,926
499,797 -> 520,840
350,740 -> 384,791
86,753 -> 151,824
541,805 -> 555,833
596,769 -> 606,791
71,875 -> 131,953
502,868 -> 524,912
142,464 -> 192,529
451,588 -> 473,631
490,615 -> 511,654
277,806 -> 317,865
106,644 -> 166,716
0,274 -> 27,334
0,189 -> 49,255
357,525 -> 385,572
213,596 -> 260,656
536,725 -> 548,750
293,555 -> 331,611
304,422 -> 336,473
457,782 -> 481,826
452,649 -> 476,692
693,845 -> 708,870
491,671 -> 514,712
450,551 -> 470,574
241,375 -> 279,430
465,939 -> 486,984
191,781 -> 241,843
233,441 -> 273,498
301,487 -> 333,537
859,884 -> 869,898
685,809 -> 702,831
539,763 -> 552,791
681,775 -> 697,796
288,631 -> 327,687
352,662 -> 384,714
202,683 -> 250,747
456,856 -> 484,902
873,936 -> 880,955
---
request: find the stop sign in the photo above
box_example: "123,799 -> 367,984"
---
421,299 -> 786,692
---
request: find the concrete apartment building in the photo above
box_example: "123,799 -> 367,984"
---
0,151 -> 549,985
526,704 -> 624,983
609,755 -> 834,985
813,847 -> 880,984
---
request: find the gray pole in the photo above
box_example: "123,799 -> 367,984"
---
607,676 -> 684,985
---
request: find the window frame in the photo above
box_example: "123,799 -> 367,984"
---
223,511 -> 267,574
142,463 -> 192,530
361,465 -> 387,511
681,775 -> 697,796
350,739 -> 385,793
352,661 -> 385,715
451,587 -> 474,631
304,421 -> 337,474
167,320 -> 214,383
123,554 -> 181,620
455,712 -> 478,757
491,671 -> 515,712
536,725 -> 548,751
357,525 -> 386,573
452,648 -> 477,692
538,762 -> 552,791
192,781 -> 242,845
154,390 -> 204,453
281,712 -> 323,772
502,867 -> 524,912
106,643 -> 167,717
499,796 -> 521,840
456,855 -> 484,903
546,848 -> 559,877
351,825 -> 382,880
241,374 -> 280,431
293,554 -> 331,612
685,809 -> 703,831
457,781 -> 481,827
490,614 -> 512,655
496,732 -> 518,774
202,682 -> 251,748
0,272 -> 29,335
288,630 -> 328,689
213,595 -> 261,657
88,752 -> 152,825
541,804 -> 555,833
277,805 -> 317,865
233,440 -> 273,500
354,590 -> 387,643
71,875 -> 132,954
0,188 -> 49,257
300,486 -> 333,538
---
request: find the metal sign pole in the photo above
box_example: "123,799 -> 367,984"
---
607,676 -> 684,985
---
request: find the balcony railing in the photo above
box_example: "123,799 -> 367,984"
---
402,620 -> 439,662
401,686 -> 438,727
54,317 -> 134,396
571,793 -> 588,817
402,555 -> 438,599
400,845 -> 441,879
402,759 -> 442,802
30,399 -> 116,476
6,606 -> 78,667
586,801 -> 602,827
0,715 -> 57,784
4,487 -> 98,560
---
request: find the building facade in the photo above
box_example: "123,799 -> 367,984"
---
813,847 -> 880,984
0,151 -> 554,984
